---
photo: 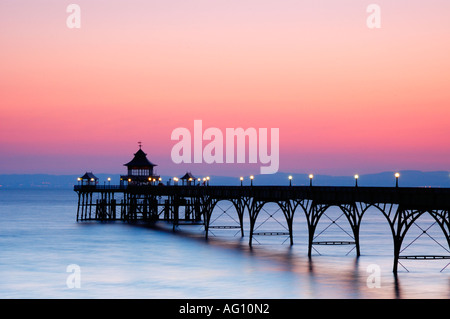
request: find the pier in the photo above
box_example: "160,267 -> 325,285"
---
74,147 -> 450,274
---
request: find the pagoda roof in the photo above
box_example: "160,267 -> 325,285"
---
80,172 -> 98,180
180,172 -> 196,180
124,148 -> 157,167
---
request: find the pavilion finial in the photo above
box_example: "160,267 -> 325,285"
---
138,141 -> 142,149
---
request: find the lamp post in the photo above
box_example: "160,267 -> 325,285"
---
395,172 -> 400,187
250,175 -> 254,186
354,174 -> 359,187
206,176 -> 210,186
289,175 -> 293,186
309,174 -> 314,187
240,177 -> 244,186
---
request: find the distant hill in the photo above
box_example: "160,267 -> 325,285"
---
0,170 -> 448,189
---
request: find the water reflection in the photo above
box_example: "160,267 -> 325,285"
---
142,220 -> 449,299
0,189 -> 448,299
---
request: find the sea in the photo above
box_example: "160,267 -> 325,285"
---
0,188 -> 449,299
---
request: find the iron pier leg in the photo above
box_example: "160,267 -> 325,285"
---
307,224 -> 316,257
89,193 -> 93,220
237,204 -> 245,238
248,200 -> 262,247
173,196 -> 179,231
393,239 -> 401,274
280,201 -> 296,246
305,204 -> 322,257
76,192 -> 81,221
204,209 -> 210,239
203,199 -> 215,240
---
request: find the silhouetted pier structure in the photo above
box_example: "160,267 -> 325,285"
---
74,147 -> 450,274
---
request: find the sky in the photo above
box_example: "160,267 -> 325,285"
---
1,0 -> 449,177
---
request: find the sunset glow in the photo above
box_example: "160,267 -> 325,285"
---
1,1 -> 449,176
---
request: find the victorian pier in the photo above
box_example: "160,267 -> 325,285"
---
74,146 -> 450,274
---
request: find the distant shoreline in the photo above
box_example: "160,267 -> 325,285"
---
0,170 -> 449,189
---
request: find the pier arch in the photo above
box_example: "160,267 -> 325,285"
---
365,204 -> 450,272
298,202 -> 369,257
206,199 -> 245,238
246,201 -> 294,246
359,205 -> 395,256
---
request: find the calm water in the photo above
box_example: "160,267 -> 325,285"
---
0,188 -> 448,299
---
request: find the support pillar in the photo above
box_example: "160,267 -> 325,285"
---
76,192 -> 81,221
278,200 -> 299,246
88,193 -> 93,220
248,200 -> 264,247
201,197 -> 217,240
339,203 -> 369,257
373,204 -> 425,273
172,196 -> 179,231
304,203 -> 327,257
231,198 -> 247,237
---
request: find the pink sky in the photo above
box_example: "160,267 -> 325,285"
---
1,1 -> 449,176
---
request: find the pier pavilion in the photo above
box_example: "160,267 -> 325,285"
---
120,144 -> 160,186
77,172 -> 98,186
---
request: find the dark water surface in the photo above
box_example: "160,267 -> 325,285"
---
0,189 -> 448,298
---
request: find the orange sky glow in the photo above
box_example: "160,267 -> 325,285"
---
1,1 -> 449,176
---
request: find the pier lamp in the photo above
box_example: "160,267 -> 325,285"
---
197,178 -> 201,186
206,176 -> 210,186
77,177 -> 81,186
250,175 -> 254,186
173,177 -> 179,185
395,172 -> 400,187
354,174 -> 359,187
203,177 -> 206,186
240,176 -> 244,186
309,174 -> 314,187
288,175 -> 293,186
